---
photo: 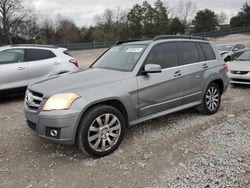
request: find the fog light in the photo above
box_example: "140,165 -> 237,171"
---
46,127 -> 61,139
50,129 -> 58,137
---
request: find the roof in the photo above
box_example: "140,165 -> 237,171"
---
116,35 -> 210,46
9,44 -> 60,49
120,40 -> 152,45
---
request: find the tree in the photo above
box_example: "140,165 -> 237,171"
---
55,16 -> 79,43
36,18 -> 56,44
193,9 -> 219,33
0,0 -> 30,44
217,12 -> 228,25
230,3 -> 250,28
127,4 -> 143,38
154,0 -> 169,35
141,1 -> 155,37
169,17 -> 185,34
12,12 -> 39,42
174,0 -> 197,27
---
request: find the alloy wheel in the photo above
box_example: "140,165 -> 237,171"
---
87,113 -> 121,152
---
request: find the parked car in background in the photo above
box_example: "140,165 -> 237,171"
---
25,35 -> 229,157
0,45 -> 79,92
217,43 -> 246,62
227,49 -> 250,85
217,43 -> 246,56
223,48 -> 248,62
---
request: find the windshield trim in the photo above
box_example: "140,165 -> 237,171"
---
90,44 -> 148,72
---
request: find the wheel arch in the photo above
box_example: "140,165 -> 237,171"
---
210,79 -> 224,94
74,98 -> 129,144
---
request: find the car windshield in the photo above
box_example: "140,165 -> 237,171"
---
237,50 -> 250,61
217,45 -> 233,52
92,45 -> 146,71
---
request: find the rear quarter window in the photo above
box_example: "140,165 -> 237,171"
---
27,49 -> 56,61
200,43 -> 216,61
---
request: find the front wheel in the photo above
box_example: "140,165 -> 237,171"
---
197,83 -> 221,115
77,105 -> 125,157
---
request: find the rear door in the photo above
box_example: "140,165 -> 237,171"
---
0,48 -> 27,90
27,48 -> 61,84
137,42 -> 184,118
177,42 -> 204,104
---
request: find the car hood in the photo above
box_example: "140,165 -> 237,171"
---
29,68 -> 134,97
227,61 -> 250,71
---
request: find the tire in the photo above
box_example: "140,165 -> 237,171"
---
224,56 -> 230,62
77,105 -> 125,158
197,83 -> 221,115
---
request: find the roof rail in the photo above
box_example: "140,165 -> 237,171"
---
153,35 -> 209,41
10,44 -> 59,49
116,39 -> 147,45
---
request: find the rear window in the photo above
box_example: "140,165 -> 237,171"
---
178,42 -> 200,65
200,43 -> 216,61
27,49 -> 56,61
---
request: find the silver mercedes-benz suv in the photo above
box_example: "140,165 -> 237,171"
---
24,36 -> 229,157
0,44 -> 79,92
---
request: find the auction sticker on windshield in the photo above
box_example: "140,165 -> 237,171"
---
126,48 -> 143,53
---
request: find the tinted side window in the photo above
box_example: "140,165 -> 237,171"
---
178,42 -> 200,65
27,49 -> 56,61
145,42 -> 178,69
239,44 -> 245,50
200,43 -> 216,61
0,49 -> 24,64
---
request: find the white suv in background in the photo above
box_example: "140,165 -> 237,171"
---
0,45 -> 79,92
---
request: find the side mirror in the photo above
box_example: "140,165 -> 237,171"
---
142,64 -> 162,74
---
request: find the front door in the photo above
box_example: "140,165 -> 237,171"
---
137,42 -> 184,118
0,49 -> 27,90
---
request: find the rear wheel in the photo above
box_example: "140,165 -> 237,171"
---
77,105 -> 125,157
197,83 -> 221,115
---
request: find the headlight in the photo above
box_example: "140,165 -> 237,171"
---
43,93 -> 80,111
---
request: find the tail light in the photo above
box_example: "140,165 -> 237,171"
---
223,63 -> 228,72
69,59 -> 79,67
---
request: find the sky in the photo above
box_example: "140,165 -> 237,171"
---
30,0 -> 250,27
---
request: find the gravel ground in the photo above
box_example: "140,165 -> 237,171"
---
212,33 -> 250,47
0,84 -> 249,188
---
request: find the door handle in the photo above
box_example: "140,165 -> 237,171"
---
53,62 -> 60,65
203,64 -> 208,69
17,67 -> 25,70
174,70 -> 182,77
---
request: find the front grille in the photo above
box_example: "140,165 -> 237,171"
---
25,90 -> 43,111
231,78 -> 250,83
27,120 -> 36,131
231,70 -> 249,75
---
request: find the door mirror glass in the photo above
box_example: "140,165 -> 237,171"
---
143,64 -> 162,74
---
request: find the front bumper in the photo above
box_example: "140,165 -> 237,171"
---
228,72 -> 250,85
25,103 -> 81,145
